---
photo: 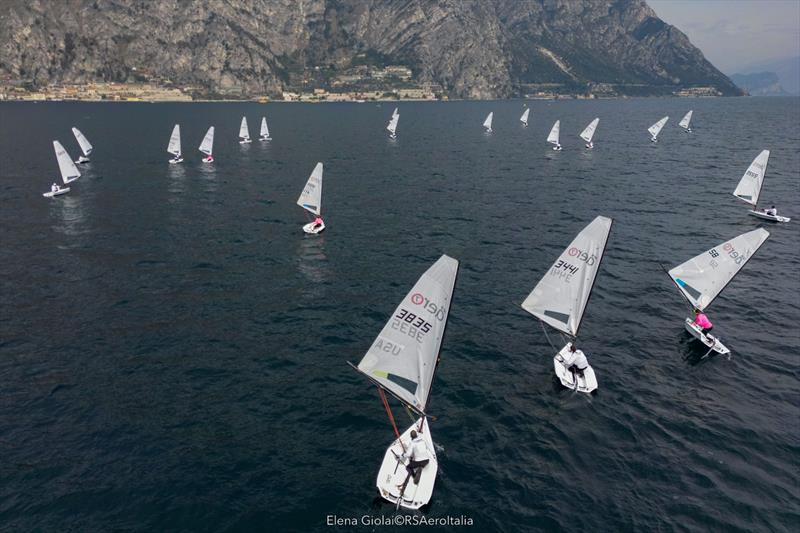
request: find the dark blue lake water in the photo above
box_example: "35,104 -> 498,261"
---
1,98 -> 798,532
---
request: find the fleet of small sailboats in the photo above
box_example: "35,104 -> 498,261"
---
167,124 -> 182,163
547,120 -> 561,150
733,150 -> 790,223
239,117 -> 251,144
522,216 -> 612,393
667,228 -> 770,355
71,127 -> 93,163
297,162 -> 325,234
483,112 -> 493,133
648,116 -> 668,142
259,117 -> 271,141
350,254 -> 458,509
199,126 -> 215,162
579,118 -> 599,149
679,110 -> 693,132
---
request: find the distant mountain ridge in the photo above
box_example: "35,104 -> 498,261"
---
729,72 -> 789,97
0,0 -> 742,98
729,56 -> 799,96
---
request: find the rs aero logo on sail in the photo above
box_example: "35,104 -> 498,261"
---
568,247 -> 598,266
709,242 -> 748,265
411,293 -> 446,321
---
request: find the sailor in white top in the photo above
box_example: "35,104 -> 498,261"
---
764,205 -> 778,216
51,183 -> 59,192
401,430 -> 431,484
561,344 -> 589,375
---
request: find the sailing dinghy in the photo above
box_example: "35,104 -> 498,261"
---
43,140 -> 80,197
648,116 -> 668,142
71,127 -> 93,163
520,108 -> 530,127
349,255 -> 458,510
239,117 -> 251,144
297,162 -> 325,234
387,111 -> 399,139
521,216 -> 612,393
733,150 -> 790,223
483,112 -> 493,133
259,117 -> 271,141
667,228 -> 770,355
199,127 -> 215,162
547,120 -> 562,150
167,124 -> 182,163
579,118 -> 599,149
679,110 -> 693,133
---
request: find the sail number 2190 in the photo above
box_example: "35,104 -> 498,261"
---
391,308 -> 432,342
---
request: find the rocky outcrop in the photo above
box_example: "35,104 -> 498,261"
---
0,0 -> 742,97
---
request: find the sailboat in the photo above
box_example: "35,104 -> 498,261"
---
43,140 -> 80,197
547,120 -> 562,150
679,110 -> 693,133
349,255 -> 458,510
483,112 -> 493,133
239,117 -> 251,144
667,228 -> 770,355
387,111 -> 399,139
199,126 -> 215,162
521,216 -> 612,393
71,127 -> 93,164
733,150 -> 790,222
648,116 -> 668,142
259,117 -> 271,141
297,162 -> 325,234
579,118 -> 599,149
167,124 -> 182,163
520,108 -> 530,127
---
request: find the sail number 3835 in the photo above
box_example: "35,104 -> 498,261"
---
391,308 -> 432,342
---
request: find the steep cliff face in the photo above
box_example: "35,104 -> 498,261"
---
0,0 -> 741,97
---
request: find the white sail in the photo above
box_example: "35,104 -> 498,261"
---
167,124 -> 181,156
668,228 -> 770,311
547,120 -> 561,145
648,116 -> 669,138
239,117 -> 250,140
392,107 -> 399,118
53,141 -> 81,184
679,110 -> 693,130
296,162 -> 323,215
522,216 -> 612,336
520,108 -> 530,125
733,150 -> 769,207
356,255 -> 458,412
483,112 -> 493,130
387,113 -> 399,135
579,118 -> 599,143
71,127 -> 93,156
260,117 -> 269,138
199,127 -> 214,155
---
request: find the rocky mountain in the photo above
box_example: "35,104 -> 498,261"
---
0,0 -> 742,98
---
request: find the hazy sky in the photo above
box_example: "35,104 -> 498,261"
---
648,0 -> 800,73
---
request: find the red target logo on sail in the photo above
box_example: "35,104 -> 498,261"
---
411,293 -> 424,305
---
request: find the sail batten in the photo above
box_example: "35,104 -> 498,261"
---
580,118 -> 599,143
297,162 -> 323,215
648,116 -> 669,138
53,141 -> 81,184
71,127 -> 93,156
356,255 -> 458,412
733,150 -> 769,208
668,228 -> 770,311
522,216 -> 612,337
167,124 -> 181,156
547,120 -> 561,145
199,127 -> 214,155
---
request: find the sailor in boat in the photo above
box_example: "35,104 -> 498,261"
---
312,215 -> 324,230
51,183 -> 60,193
693,309 -> 714,337
561,344 -> 588,379
764,205 -> 778,216
398,430 -> 431,485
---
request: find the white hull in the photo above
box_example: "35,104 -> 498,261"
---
302,220 -> 325,234
376,418 -> 437,510
748,210 -> 790,223
202,155 -> 214,163
484,128 -> 492,134
553,343 -> 597,393
169,156 -> 183,164
585,142 -> 593,149
43,187 -> 70,197
684,318 -> 730,355
259,136 -> 271,141
239,138 -> 251,144
75,156 -> 90,164
650,137 -> 658,143
521,122 -> 528,127
551,144 -> 562,151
